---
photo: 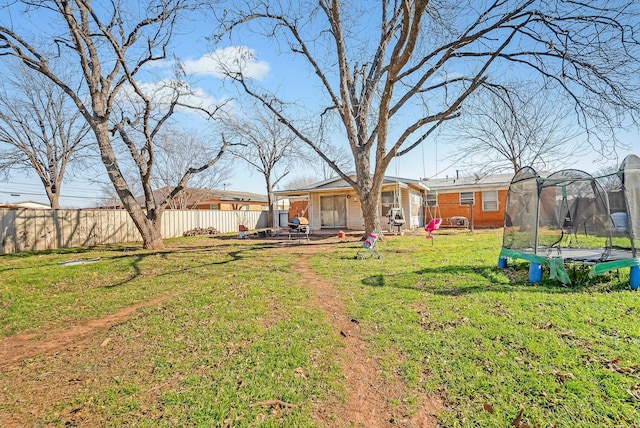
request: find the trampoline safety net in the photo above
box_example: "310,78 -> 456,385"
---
502,155 -> 640,263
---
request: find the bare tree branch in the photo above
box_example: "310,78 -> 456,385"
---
0,62 -> 92,208
211,0 -> 640,234
0,0 -> 225,249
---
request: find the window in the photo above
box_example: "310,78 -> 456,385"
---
426,192 -> 438,207
261,205 -> 270,211
241,204 -> 249,211
410,191 -> 421,217
460,191 -> 474,206
210,203 -> 220,210
381,191 -> 395,216
482,191 -> 498,211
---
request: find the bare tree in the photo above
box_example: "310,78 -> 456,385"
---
444,86 -> 584,175
0,63 -> 91,209
593,164 -> 622,192
0,1 -> 227,249
151,128 -> 232,209
213,0 -> 640,234
284,175 -> 319,190
223,107 -> 300,224
312,140 -> 352,181
95,182 -> 122,209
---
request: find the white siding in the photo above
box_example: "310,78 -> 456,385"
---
347,193 -> 364,230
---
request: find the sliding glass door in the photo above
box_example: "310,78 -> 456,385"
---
320,195 -> 347,228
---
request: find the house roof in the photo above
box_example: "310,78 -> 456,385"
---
0,200 -> 52,209
420,172 -> 514,192
274,174 -> 429,196
212,189 -> 268,203
136,187 -> 268,206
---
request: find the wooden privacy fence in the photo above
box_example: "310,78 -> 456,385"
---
0,208 -> 269,254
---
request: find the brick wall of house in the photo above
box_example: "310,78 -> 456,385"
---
428,189 -> 509,228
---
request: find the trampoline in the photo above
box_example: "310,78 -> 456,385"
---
498,154 -> 640,289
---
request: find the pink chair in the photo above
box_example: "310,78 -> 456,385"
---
425,218 -> 442,245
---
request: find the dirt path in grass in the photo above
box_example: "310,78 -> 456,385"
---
284,241 -> 442,428
0,238 -> 441,427
0,292 -> 178,373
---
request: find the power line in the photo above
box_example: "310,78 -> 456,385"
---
2,180 -> 103,191
0,181 -> 105,198
0,185 -> 103,201
0,189 -> 97,200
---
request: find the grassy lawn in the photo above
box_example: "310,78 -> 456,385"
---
1,239 -> 344,426
311,230 -> 640,427
1,230 -> 639,426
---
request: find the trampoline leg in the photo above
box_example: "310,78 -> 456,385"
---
498,257 -> 508,269
630,266 -> 640,291
528,262 -> 542,283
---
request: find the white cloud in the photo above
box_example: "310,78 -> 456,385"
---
182,46 -> 270,80
116,79 -> 228,119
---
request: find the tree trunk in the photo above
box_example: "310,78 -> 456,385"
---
359,189 -> 382,237
266,181 -> 274,229
140,216 -> 165,250
48,191 -> 61,210
42,179 -> 61,209
117,203 -> 166,250
355,166 -> 385,237
94,124 -> 166,250
124,206 -> 166,250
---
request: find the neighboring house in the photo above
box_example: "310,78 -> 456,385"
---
273,175 -> 429,232
0,200 -> 51,209
134,188 -> 269,211
421,172 -> 514,228
194,189 -> 269,211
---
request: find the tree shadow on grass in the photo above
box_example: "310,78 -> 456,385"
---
361,263 -> 631,295
1,241 -> 279,289
100,242 -> 281,288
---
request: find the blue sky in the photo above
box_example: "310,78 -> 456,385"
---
0,2 -> 638,208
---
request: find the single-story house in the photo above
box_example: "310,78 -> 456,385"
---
133,187 -> 269,211
421,172 -> 514,228
195,189 -> 269,211
273,175 -> 429,232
